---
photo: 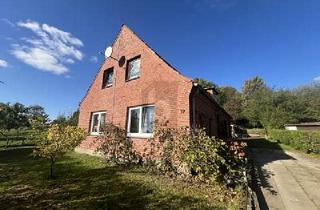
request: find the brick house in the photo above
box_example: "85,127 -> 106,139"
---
77,25 -> 232,155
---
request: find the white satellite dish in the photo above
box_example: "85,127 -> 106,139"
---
104,46 -> 113,58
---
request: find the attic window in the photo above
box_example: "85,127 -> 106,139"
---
102,68 -> 113,88
126,56 -> 140,81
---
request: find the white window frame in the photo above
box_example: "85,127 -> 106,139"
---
126,57 -> 141,81
127,105 -> 155,138
90,111 -> 106,135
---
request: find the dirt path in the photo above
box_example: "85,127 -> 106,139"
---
250,148 -> 320,210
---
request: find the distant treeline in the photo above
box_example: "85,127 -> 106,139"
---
0,102 -> 79,131
195,77 -> 320,130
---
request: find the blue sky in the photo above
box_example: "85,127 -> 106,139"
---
0,0 -> 320,119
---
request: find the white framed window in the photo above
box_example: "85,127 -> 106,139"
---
90,111 -> 106,135
126,56 -> 141,80
127,105 -> 155,138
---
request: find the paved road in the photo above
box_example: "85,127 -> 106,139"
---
251,148 -> 320,210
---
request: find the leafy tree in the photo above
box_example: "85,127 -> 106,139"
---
68,110 -> 79,126
242,76 -> 266,100
52,114 -> 68,126
293,82 -> 320,122
242,87 -> 297,131
26,105 -> 49,130
0,102 -> 29,130
52,110 -> 79,126
217,86 -> 243,120
33,124 -> 86,178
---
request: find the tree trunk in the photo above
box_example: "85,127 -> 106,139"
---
6,135 -> 9,147
50,158 -> 55,178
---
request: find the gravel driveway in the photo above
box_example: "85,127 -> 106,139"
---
250,148 -> 320,210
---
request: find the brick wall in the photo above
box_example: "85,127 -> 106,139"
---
78,25 -> 193,155
191,87 -> 232,139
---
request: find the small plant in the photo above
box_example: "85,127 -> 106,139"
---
33,124 -> 86,178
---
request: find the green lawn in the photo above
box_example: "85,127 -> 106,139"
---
0,147 -> 243,210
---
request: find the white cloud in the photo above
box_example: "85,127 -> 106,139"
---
0,59 -> 8,68
314,76 -> 320,81
11,20 -> 84,75
90,56 -> 98,63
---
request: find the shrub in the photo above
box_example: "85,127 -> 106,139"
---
269,129 -> 320,154
96,122 -> 247,187
154,123 -> 247,186
94,123 -> 141,163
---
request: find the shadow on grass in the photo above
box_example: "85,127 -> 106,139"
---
242,138 -> 296,210
0,147 -> 222,210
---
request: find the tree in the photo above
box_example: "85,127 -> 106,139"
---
26,105 -> 49,130
33,124 -> 86,178
242,87 -> 297,131
51,110 -> 79,126
52,114 -> 68,126
293,82 -> 320,122
242,76 -> 266,100
0,102 -> 29,130
217,86 -> 243,120
68,110 -> 79,126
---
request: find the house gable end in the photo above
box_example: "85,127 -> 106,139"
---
80,25 -> 192,107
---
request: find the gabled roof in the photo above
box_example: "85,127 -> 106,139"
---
118,24 -> 190,79
79,24 -> 192,106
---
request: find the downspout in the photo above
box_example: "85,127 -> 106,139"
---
112,74 -> 116,123
191,83 -> 200,130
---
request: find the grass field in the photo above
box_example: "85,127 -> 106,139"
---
0,147 -> 243,210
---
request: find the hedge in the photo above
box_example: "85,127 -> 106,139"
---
268,129 -> 320,154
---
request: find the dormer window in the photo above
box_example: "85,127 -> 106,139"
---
102,67 -> 113,88
126,56 -> 140,81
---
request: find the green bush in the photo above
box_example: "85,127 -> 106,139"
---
269,129 -> 320,154
154,124 -> 247,186
96,123 -> 247,187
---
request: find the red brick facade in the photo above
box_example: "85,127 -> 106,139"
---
77,25 -> 231,155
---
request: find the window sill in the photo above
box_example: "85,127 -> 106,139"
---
90,132 -> 102,136
102,84 -> 112,89
125,76 -> 140,82
127,133 -> 153,138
